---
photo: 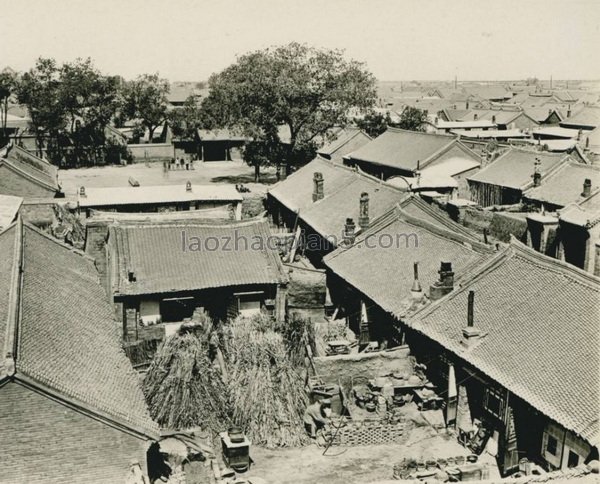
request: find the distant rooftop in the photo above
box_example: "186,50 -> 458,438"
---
78,183 -> 242,208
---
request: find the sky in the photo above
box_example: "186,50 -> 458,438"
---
1,0 -> 598,82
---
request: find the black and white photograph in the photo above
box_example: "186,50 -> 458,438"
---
0,0 -> 599,482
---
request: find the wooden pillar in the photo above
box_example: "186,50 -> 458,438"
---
275,283 -> 287,323
234,201 -> 243,221
446,363 -> 458,427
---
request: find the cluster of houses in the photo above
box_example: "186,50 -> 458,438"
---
0,81 -> 599,483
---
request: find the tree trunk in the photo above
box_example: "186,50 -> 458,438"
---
148,125 -> 156,144
254,163 -> 260,183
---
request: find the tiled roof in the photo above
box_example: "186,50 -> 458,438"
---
109,219 -> 288,296
560,106 -> 600,129
463,85 -> 511,101
408,239 -> 600,446
317,128 -> 372,158
525,107 -> 563,123
324,198 -> 491,319
268,157 -> 408,244
0,144 -> 60,193
346,128 -> 457,172
467,148 -> 570,190
524,162 -> 600,208
457,109 -> 524,126
0,224 -> 17,377
78,183 -> 242,208
0,221 -> 157,437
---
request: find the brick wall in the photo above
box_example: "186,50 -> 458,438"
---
0,382 -> 150,484
314,346 -> 413,389
128,143 -> 173,161
0,165 -> 57,198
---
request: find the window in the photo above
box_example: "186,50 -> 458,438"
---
567,450 -> 579,468
546,435 -> 558,456
484,388 -> 505,419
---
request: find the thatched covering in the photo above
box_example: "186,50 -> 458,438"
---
143,330 -> 230,431
223,317 -> 310,448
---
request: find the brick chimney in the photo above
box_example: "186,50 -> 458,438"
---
532,158 -> 542,187
567,107 -> 571,118
411,262 -> 423,299
186,181 -> 192,192
343,218 -> 356,245
430,262 -> 454,301
582,178 -> 592,198
462,291 -> 482,349
491,115 -> 496,124
473,113 -> 478,121
465,101 -> 469,110
313,172 -> 324,202
79,186 -> 86,197
358,192 -> 370,230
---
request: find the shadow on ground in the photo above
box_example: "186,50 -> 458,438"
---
211,174 -> 278,185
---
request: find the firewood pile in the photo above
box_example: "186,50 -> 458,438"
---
221,316 -> 310,448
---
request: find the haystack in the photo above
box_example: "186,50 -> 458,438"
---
143,329 -> 230,431
223,317 -> 309,448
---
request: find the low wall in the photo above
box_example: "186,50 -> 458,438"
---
128,143 -> 173,161
314,346 -> 413,389
330,417 -> 413,446
440,201 -> 529,244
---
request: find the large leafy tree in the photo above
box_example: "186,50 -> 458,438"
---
396,106 -> 428,132
16,57 -> 122,165
355,110 -> 393,138
0,70 -> 17,142
59,58 -> 121,164
122,73 -> 170,144
202,43 -> 377,181
16,58 -> 65,159
168,95 -> 203,140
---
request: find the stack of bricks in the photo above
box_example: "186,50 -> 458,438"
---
329,417 -> 413,446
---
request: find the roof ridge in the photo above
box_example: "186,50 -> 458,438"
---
386,127 -> 455,138
0,158 -> 59,192
509,236 -> 600,288
113,216 -> 270,230
2,219 -> 22,378
396,210 -> 492,253
15,374 -> 158,440
22,222 -> 95,263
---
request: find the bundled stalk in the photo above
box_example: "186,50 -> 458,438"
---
223,317 -> 309,448
143,330 -> 230,432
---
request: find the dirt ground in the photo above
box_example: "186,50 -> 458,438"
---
57,160 -> 277,197
218,426 -> 471,484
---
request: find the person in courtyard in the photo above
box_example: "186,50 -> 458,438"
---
303,398 -> 332,438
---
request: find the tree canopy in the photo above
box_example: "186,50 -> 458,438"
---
16,57 -> 124,165
122,73 -> 170,144
396,106 -> 428,131
202,43 -> 377,180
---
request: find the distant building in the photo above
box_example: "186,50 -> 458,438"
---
560,106 -> 600,131
77,182 -> 243,219
195,128 -> 248,161
343,128 -> 482,182
523,162 -> 600,211
467,149 -> 572,207
0,143 -> 61,198
0,219 -> 157,483
316,127 -> 372,164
